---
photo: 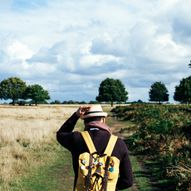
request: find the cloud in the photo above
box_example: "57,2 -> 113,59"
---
168,0 -> 191,44
6,39 -> 33,60
0,0 -> 191,102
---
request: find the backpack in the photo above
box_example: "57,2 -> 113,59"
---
75,131 -> 120,191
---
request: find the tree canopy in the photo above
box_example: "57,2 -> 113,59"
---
0,77 -> 50,105
174,76 -> 191,103
24,84 -> 50,105
149,81 -> 169,103
96,78 -> 128,106
0,77 -> 26,105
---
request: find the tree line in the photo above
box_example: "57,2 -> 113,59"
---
148,76 -> 191,104
0,73 -> 190,105
97,76 -> 191,105
0,77 -> 50,105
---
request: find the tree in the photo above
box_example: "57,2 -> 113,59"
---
50,100 -> 61,104
149,81 -> 169,103
96,78 -> 128,106
189,60 -> 191,68
0,77 -> 26,105
24,84 -> 50,105
174,76 -> 191,103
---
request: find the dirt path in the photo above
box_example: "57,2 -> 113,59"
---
55,116 -> 140,191
52,116 -> 149,191
109,116 -> 172,191
108,116 -> 139,191
23,116 -> 138,191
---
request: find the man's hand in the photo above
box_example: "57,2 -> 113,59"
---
76,106 -> 91,118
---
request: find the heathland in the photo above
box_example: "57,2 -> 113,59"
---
0,104 -> 190,191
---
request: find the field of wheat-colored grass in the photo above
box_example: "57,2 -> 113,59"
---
0,105 -> 77,187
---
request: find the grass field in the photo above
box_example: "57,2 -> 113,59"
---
0,104 -> 145,191
0,105 -> 77,190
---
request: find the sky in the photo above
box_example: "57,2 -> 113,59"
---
0,0 -> 191,102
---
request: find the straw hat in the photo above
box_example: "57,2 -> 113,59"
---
82,105 -> 108,119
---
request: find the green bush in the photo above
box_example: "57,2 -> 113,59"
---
112,104 -> 191,190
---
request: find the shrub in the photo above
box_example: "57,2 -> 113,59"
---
112,104 -> 191,190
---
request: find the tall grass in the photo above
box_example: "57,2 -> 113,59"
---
0,105 -> 77,190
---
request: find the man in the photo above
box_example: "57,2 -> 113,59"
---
56,105 -> 133,190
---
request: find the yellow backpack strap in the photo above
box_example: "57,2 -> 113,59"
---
81,131 -> 97,154
104,135 -> 118,156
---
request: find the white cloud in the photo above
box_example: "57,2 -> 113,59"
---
0,0 -> 191,102
6,39 -> 33,60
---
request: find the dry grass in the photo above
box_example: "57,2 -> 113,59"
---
0,105 -> 77,186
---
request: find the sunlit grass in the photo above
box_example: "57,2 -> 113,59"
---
0,105 -> 77,190
8,144 -> 74,191
0,104 -> 141,191
130,155 -> 153,191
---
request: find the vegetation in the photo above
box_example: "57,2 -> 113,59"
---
50,100 -> 99,104
174,76 -> 191,103
96,78 -> 128,106
149,81 -> 169,103
1,74 -> 191,106
130,155 -> 153,191
62,100 -> 87,104
9,146 -> 73,191
106,115 -> 152,191
0,77 -> 27,105
0,105 -> 77,190
112,104 -> 191,191
0,77 -> 50,105
1,103 -> 190,190
24,84 -> 50,105
1,70 -> 191,190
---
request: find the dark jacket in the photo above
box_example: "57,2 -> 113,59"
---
56,112 -> 133,190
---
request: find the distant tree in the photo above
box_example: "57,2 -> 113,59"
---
62,100 -> 87,104
174,76 -> 191,103
89,100 -> 99,104
24,84 -> 50,105
0,77 -> 26,105
149,81 -> 169,103
78,101 -> 87,104
189,60 -> 191,68
96,78 -> 128,106
136,99 -> 143,103
50,100 -> 61,104
62,100 -> 75,104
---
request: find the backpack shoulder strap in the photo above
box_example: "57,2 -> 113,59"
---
104,135 -> 118,156
81,131 -> 97,154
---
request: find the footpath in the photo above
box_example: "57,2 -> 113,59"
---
14,116 -> 154,191
109,116 -> 153,191
48,116 -> 176,191
48,116 -> 143,191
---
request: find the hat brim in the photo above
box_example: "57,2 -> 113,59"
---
82,112 -> 108,119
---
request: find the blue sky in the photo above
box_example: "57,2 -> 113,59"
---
0,0 -> 191,102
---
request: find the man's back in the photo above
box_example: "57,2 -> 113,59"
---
56,105 -> 133,190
